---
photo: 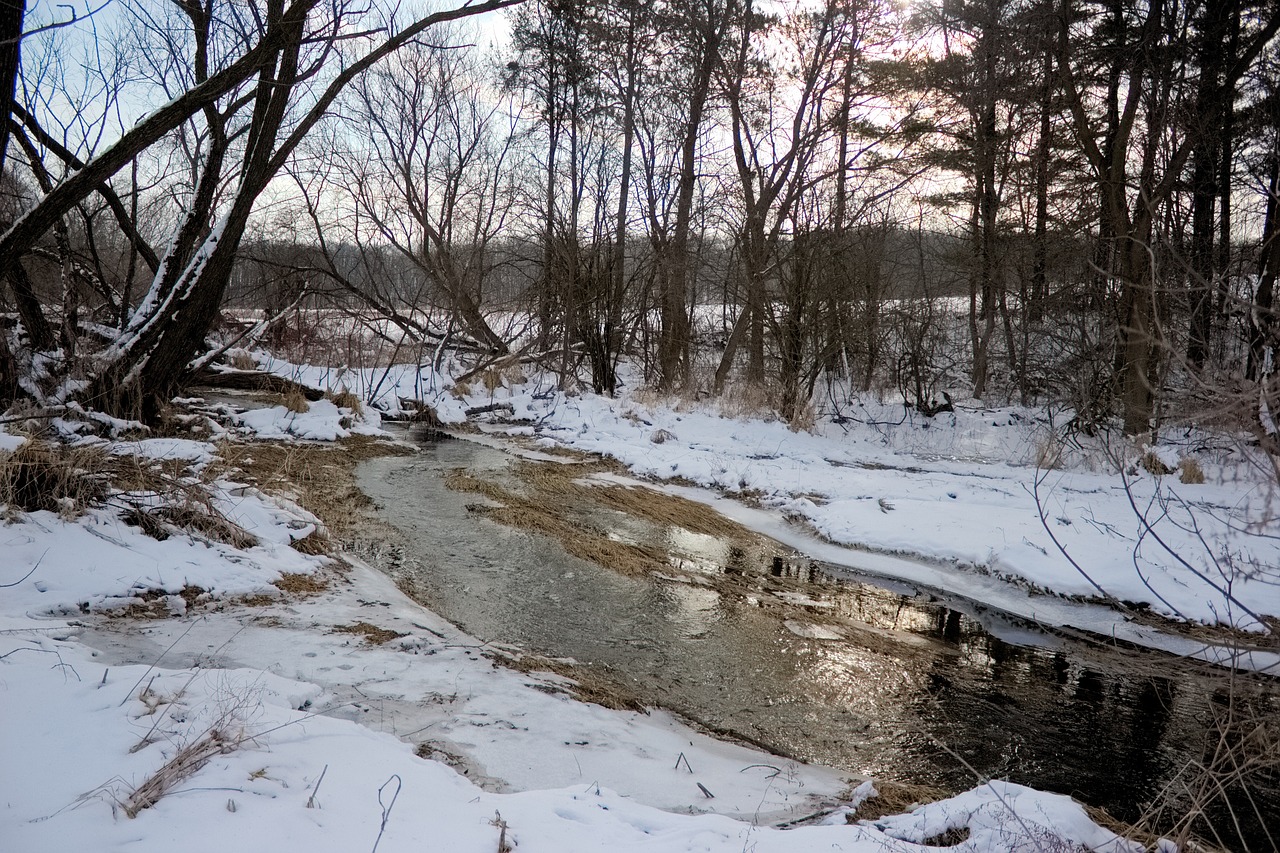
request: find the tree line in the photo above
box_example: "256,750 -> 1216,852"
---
2,0 -> 1279,443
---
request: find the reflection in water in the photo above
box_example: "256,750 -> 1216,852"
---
356,438 -> 1278,847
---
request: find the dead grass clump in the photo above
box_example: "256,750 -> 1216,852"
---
920,826 -> 971,846
290,529 -> 331,554
0,442 -> 110,517
445,459 -> 744,576
490,651 -> 647,713
123,728 -> 239,818
846,780 -> 950,824
446,468 -> 666,577
592,483 -> 743,539
273,572 -> 329,595
481,367 -> 505,393
1178,457 -> 1206,484
227,351 -> 257,371
333,621 -> 405,644
282,387 -> 310,413
789,401 -> 818,433
1034,433 -> 1064,470
114,585 -> 210,619
158,504 -> 259,549
474,502 -> 667,577
650,428 -> 675,444
1140,450 -> 1175,476
123,506 -> 171,540
444,468 -> 513,504
326,387 -> 364,415
405,403 -> 444,427
716,383 -> 775,421
208,437 -> 408,539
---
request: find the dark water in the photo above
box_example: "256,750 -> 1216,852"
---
356,436 -> 1279,847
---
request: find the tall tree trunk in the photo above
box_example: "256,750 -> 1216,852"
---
970,15 -> 999,400
660,0 -> 730,390
1247,122 -> 1280,382
1187,0 -> 1229,368
0,0 -> 24,177
606,2 -> 641,396
1031,32 -> 1051,322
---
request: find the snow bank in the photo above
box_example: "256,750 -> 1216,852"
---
3,632 -> 1141,853
235,399 -> 381,441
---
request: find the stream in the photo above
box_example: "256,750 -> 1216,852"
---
356,434 -> 1278,845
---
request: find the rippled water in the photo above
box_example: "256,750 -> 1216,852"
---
356,436 -> 1278,845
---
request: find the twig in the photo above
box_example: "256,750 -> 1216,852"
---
740,764 -> 781,778
119,618 -> 202,706
0,550 -> 46,587
306,764 -> 327,809
369,774 -> 401,853
675,751 -> 694,774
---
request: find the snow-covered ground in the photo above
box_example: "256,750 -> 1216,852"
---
1,392 -> 1151,851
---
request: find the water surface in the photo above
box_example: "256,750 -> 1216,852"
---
356,436 -> 1278,844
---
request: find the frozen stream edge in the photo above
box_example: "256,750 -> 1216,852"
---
462,428 -> 1280,675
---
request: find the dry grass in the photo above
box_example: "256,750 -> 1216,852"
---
444,465 -> 696,577
333,621 -> 406,644
650,428 -> 675,444
158,503 -> 258,549
481,367 -> 504,393
443,467 -> 512,503
1140,450 -> 1176,476
591,483 -> 741,538
282,386 -> 311,413
273,572 -> 330,595
1034,433 -> 1064,470
1179,457 -> 1206,484
499,458 -> 738,538
443,458 -> 758,587
846,780 -> 950,823
0,442 -> 110,517
123,727 -> 240,818
789,400 -> 818,433
227,351 -> 256,371
326,387 -> 364,415
207,435 -> 410,540
290,529 -> 331,554
716,382 -> 776,421
490,650 -> 647,712
844,780 -> 1178,849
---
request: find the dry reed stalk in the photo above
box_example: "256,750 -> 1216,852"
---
123,728 -> 238,817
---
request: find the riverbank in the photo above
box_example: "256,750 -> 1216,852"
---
258,355 -> 1280,645
1,397 -> 1147,852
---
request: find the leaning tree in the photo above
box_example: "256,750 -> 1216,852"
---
0,0 -> 521,425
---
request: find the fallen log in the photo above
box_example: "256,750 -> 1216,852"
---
465,402 -> 515,417
190,367 -> 324,401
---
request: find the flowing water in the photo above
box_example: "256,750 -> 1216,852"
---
356,435 -> 1278,845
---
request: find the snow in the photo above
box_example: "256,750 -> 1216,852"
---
0,399 -> 1148,852
471,382 -> 1280,640
234,399 -> 382,441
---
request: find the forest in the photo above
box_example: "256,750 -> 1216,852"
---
1,0 -> 1278,445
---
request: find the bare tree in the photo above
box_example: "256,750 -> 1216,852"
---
0,0 -> 521,423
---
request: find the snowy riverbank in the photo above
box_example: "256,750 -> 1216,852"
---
0,393 -> 1154,851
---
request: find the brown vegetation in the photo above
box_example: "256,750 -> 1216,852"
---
333,621 -> 406,644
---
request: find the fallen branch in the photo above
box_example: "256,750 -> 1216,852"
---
466,402 -> 515,418
190,368 -> 324,402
